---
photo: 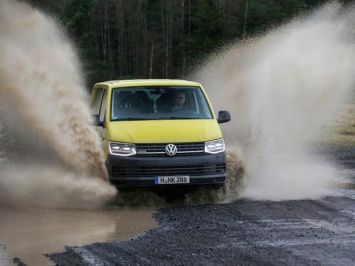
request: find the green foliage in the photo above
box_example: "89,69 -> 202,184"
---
245,0 -> 306,37
60,0 -> 99,85
189,0 -> 223,59
60,0 -> 96,40
51,0 -> 328,83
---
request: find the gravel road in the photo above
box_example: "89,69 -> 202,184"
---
49,195 -> 355,266
47,146 -> 355,266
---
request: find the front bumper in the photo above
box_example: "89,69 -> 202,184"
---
106,152 -> 226,187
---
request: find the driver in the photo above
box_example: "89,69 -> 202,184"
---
172,91 -> 187,111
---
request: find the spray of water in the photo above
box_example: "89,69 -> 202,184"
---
0,0 -> 116,208
190,2 -> 355,201
1,1 -> 353,208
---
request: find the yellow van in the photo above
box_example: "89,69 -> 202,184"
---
90,79 -> 230,187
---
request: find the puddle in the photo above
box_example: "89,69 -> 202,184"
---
338,183 -> 355,190
335,169 -> 355,190
0,206 -> 156,266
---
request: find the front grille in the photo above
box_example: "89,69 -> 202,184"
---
112,163 -> 226,178
111,178 -> 223,186
111,179 -> 155,186
136,142 -> 205,156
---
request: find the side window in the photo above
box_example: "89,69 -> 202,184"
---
99,89 -> 108,122
91,88 -> 104,114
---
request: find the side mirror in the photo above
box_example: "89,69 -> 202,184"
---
92,114 -> 104,127
217,111 -> 231,124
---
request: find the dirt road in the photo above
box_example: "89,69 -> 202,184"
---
47,146 -> 355,266
47,194 -> 355,266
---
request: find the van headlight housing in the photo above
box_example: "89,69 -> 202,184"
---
109,141 -> 136,156
205,138 -> 225,154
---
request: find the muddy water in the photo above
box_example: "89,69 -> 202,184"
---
190,2 -> 355,201
0,206 -> 155,266
0,0 -> 116,211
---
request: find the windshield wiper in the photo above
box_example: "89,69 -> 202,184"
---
162,117 -> 196,120
112,118 -> 151,121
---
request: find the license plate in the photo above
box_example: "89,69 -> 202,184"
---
155,176 -> 190,185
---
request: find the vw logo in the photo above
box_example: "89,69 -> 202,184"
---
165,144 -> 177,156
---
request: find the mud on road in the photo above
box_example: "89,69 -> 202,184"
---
48,195 -> 355,266
48,146 -> 355,266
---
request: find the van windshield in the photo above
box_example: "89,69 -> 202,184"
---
110,86 -> 213,121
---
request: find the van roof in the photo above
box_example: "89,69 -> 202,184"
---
94,79 -> 201,88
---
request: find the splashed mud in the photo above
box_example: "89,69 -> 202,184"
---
1,0 -> 354,208
112,150 -> 245,207
190,2 -> 355,201
0,0 -> 116,209
0,0 -> 242,209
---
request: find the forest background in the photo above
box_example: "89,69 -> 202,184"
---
23,0 -> 353,87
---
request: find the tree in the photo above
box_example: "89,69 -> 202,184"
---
53,0 -> 331,81
188,0 -> 224,59
60,0 -> 99,86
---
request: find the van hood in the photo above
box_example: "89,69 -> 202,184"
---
105,120 -> 222,143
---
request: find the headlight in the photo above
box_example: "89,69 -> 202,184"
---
109,141 -> 136,156
205,139 -> 225,154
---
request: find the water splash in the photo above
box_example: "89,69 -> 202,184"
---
190,2 -> 355,201
1,1 -> 353,208
0,0 -> 116,208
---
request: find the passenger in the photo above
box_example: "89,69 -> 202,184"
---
134,91 -> 153,113
156,90 -> 174,113
113,92 -> 140,118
